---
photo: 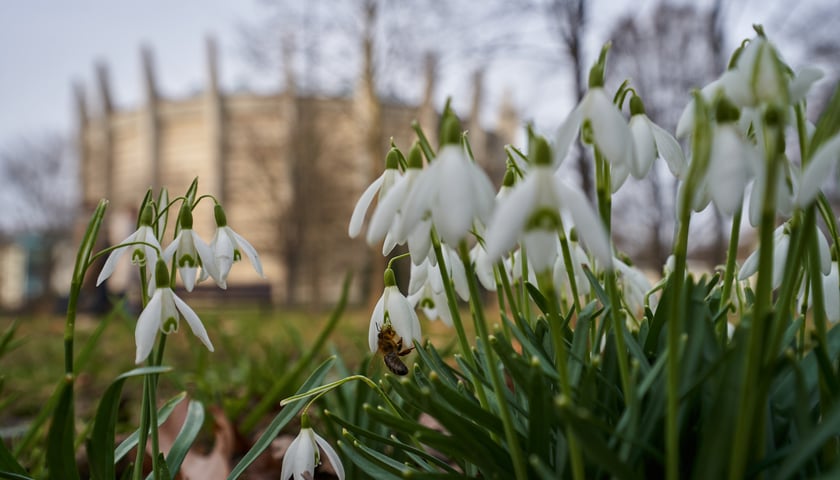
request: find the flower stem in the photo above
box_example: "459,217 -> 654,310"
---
538,270 -> 585,480
283,374 -> 402,417
718,204 -> 743,340
728,119 -> 783,480
458,242 -> 529,480
666,196 -> 691,480
431,235 -> 492,413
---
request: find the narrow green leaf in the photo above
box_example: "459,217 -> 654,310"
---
46,379 -> 79,480
340,429 -> 408,475
146,400 -> 204,480
324,410 -> 459,474
114,391 -> 187,463
336,440 -> 401,479
555,400 -> 640,480
0,435 -> 27,476
227,356 -> 335,479
88,366 -> 171,480
525,282 -> 549,314
775,398 -> 840,479
0,319 -> 21,359
0,472 -> 34,480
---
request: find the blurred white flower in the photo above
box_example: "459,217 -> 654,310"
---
399,145 -> 495,246
739,224 -> 831,288
614,258 -> 653,316
627,96 -> 686,179
349,149 -> 402,238
796,133 -> 840,207
703,123 -> 761,215
484,160 -> 612,273
280,418 -> 345,480
555,87 -> 634,174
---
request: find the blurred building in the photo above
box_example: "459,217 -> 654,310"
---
76,39 -> 517,307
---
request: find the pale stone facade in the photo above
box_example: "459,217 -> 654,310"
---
77,39 -> 516,306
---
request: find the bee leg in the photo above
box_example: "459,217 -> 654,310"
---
398,346 -> 415,356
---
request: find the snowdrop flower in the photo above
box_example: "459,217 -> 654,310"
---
366,144 -> 433,264
408,277 -> 453,327
699,103 -> 761,215
739,224 -> 831,288
349,148 -> 403,238
399,127 -> 495,247
162,204 -> 218,292
484,136 -> 612,273
614,257 -> 653,316
406,250 -> 468,326
368,269 -> 422,353
97,204 -> 162,289
135,259 -> 213,364
205,204 -> 263,289
823,263 -> 840,323
722,33 -> 788,108
470,242 -> 497,291
796,133 -> 840,207
281,414 -> 345,480
552,239 -> 590,299
555,63 -> 634,174
627,96 -> 686,179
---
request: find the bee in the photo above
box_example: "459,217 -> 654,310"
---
377,323 -> 414,375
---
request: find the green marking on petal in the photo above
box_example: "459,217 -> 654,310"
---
581,119 -> 595,145
178,254 -> 197,268
420,297 -> 435,309
131,248 -> 146,266
162,317 -> 178,334
233,249 -> 242,262
525,207 -> 562,232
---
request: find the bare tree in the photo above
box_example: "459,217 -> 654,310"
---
0,133 -> 78,306
1,133 -> 77,233
607,4 -> 724,267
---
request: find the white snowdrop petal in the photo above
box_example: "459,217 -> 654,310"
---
314,432 -> 345,480
135,290 -> 163,364
173,293 -> 214,352
790,67 -> 824,104
231,230 -> 264,277
349,175 -> 384,238
484,175 -> 538,263
367,178 -> 409,244
523,230 -> 558,274
368,295 -> 385,353
554,105 -> 584,166
555,180 -> 612,269
649,119 -> 687,178
797,134 -> 840,207
588,89 -> 634,170
629,115 -> 656,178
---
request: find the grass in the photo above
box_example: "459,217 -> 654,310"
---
0,298 -> 465,434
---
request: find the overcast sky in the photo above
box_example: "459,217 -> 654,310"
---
0,0 -> 777,149
0,0 -> 266,147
